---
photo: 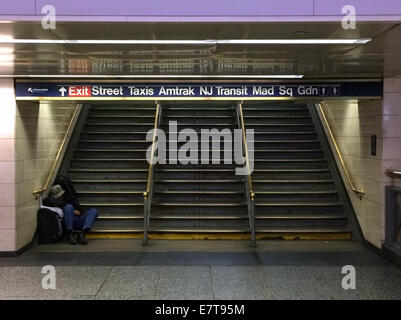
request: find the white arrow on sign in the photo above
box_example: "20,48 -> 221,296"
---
28,87 -> 33,93
59,87 -> 67,97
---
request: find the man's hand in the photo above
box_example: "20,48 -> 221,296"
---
74,210 -> 81,216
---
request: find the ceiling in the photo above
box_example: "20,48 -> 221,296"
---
0,21 -> 400,79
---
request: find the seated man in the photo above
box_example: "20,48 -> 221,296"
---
43,184 -> 98,245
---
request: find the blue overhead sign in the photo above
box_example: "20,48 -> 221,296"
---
15,81 -> 382,99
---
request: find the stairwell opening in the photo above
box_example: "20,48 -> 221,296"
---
50,100 -> 357,243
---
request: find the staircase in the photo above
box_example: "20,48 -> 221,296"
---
242,103 -> 352,240
150,104 -> 249,236
68,104 -> 155,234
64,102 -> 355,241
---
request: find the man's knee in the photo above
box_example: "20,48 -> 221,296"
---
87,208 -> 98,220
64,204 -> 74,213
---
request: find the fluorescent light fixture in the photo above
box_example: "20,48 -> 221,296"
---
0,39 -> 216,45
0,39 -> 371,45
0,74 -> 304,79
218,39 -> 371,44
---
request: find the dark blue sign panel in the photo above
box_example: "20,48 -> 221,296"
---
15,81 -> 382,99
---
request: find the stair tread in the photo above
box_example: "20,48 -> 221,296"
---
79,140 -> 149,143
86,123 -> 154,125
255,202 -> 342,206
76,148 -> 324,152
256,214 -> 345,219
69,168 -> 147,172
82,131 -> 150,134
81,203 -> 143,206
73,158 -> 147,161
253,149 -> 323,152
78,140 -> 322,144
253,132 -> 316,134
253,179 -> 334,182
96,213 -> 345,220
165,115 -> 233,118
254,159 -> 326,162
88,115 -> 155,118
243,108 -> 307,111
99,214 -> 247,220
161,123 -> 236,126
244,116 -> 311,118
255,227 -> 351,233
157,169 -> 235,172
254,169 -> 329,172
89,227 -> 351,233
76,149 -> 148,152
155,190 -> 242,194
166,108 -> 233,111
255,190 -> 337,194
72,179 -> 147,182
73,158 -> 326,162
90,107 -> 156,110
253,140 -> 319,143
244,123 -> 313,126
77,190 -> 144,194
82,131 -> 316,135
154,202 -> 246,206
155,179 -> 240,183
70,168 -> 237,172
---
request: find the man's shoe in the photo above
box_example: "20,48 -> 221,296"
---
67,231 -> 77,245
77,231 -> 88,245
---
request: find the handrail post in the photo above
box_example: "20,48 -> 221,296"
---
250,191 -> 256,247
143,101 -> 162,246
143,192 -> 149,246
236,101 -> 256,247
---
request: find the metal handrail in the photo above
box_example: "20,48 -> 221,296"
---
385,169 -> 401,185
317,104 -> 365,200
143,102 -> 162,246
32,104 -> 81,204
236,102 -> 256,247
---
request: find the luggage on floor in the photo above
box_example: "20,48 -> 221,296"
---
36,208 -> 63,244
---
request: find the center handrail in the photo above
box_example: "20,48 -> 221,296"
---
143,102 -> 162,246
236,102 -> 256,247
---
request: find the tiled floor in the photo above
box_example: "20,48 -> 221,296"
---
0,240 -> 400,300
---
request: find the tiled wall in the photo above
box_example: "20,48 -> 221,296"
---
319,82 -> 401,248
14,101 -> 79,251
0,79 -> 17,252
383,79 -> 401,190
0,82 -> 79,253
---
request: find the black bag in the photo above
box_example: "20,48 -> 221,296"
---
54,174 -> 81,211
36,208 -> 63,244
